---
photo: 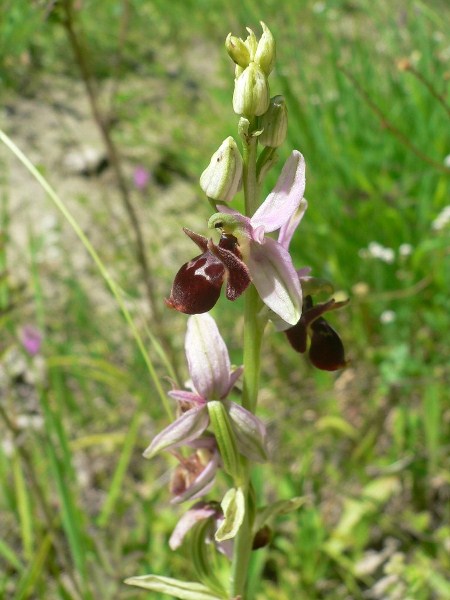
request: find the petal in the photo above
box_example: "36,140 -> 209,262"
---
251,150 -> 306,233
284,318 -> 308,353
247,237 -> 302,325
169,503 -> 217,550
208,240 -> 251,301
225,401 -> 268,463
143,406 -> 209,459
225,366 -> 244,396
167,390 -> 205,406
277,198 -> 308,250
171,451 -> 220,504
165,250 -> 225,314
309,318 -> 348,371
182,228 -> 209,251
186,314 -> 231,399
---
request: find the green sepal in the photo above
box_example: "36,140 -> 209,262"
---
253,496 -> 306,533
124,574 -> 225,599
215,487 -> 245,542
191,519 -> 228,597
207,401 -> 242,480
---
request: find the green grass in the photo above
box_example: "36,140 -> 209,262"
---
0,0 -> 449,598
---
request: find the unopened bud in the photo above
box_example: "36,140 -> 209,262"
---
233,62 -> 270,117
225,33 -> 251,69
259,95 -> 288,147
243,28 -> 258,60
254,22 -> 276,76
200,137 -> 243,202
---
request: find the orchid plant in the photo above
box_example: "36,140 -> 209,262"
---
126,22 -> 348,599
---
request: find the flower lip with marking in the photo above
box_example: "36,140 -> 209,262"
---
165,228 -> 251,315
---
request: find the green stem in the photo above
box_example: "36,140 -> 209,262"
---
230,477 -> 254,598
230,123 -> 267,600
242,286 -> 265,413
242,130 -> 258,217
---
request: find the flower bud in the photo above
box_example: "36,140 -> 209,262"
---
233,62 -> 270,117
259,95 -> 288,148
225,33 -> 251,69
200,136 -> 243,202
254,22 -> 276,76
243,28 -> 258,60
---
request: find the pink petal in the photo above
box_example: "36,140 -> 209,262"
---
186,314 -> 232,400
225,401 -> 268,463
169,503 -> 217,550
247,237 -> 302,325
251,150 -> 306,233
168,390 -> 205,406
278,198 -> 308,250
171,451 -> 220,504
225,366 -> 244,396
143,406 -> 209,458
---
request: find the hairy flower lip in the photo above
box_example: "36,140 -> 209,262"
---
166,230 -> 250,315
285,295 -> 349,371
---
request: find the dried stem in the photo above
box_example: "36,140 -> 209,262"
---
339,65 -> 450,175
399,60 -> 450,120
59,0 -> 179,377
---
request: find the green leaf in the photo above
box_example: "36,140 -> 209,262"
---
254,496 -> 306,531
215,487 -> 245,542
315,415 -> 358,440
124,575 -> 225,599
191,520 -> 227,597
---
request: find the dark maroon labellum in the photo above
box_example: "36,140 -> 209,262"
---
166,229 -> 251,315
166,250 -> 225,314
308,318 -> 347,371
252,525 -> 272,550
285,295 -> 348,371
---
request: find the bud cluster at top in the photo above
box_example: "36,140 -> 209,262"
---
226,22 -> 276,118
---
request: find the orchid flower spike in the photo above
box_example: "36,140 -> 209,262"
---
143,314 -> 267,464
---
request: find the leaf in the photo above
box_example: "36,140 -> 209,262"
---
315,415 -> 358,440
124,575 -> 225,599
215,487 -> 245,542
191,520 -> 227,597
254,496 -> 306,531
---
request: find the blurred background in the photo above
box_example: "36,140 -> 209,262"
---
0,0 -> 449,598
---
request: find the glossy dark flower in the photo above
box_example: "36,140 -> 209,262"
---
285,295 -> 348,371
165,228 -> 250,314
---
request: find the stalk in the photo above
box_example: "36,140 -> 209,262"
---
230,126 -> 267,599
